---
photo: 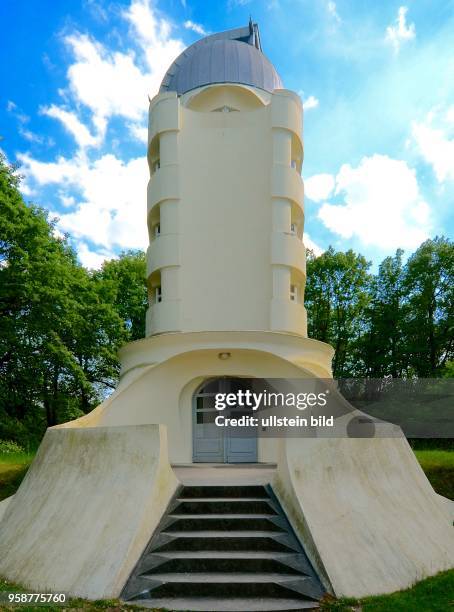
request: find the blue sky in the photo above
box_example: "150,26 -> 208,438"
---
1,0 -> 453,268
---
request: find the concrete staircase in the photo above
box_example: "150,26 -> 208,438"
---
122,485 -> 325,611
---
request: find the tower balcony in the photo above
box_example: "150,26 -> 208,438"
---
146,300 -> 181,335
271,89 -> 303,147
148,92 -> 180,145
272,164 -> 304,213
146,234 -> 180,277
270,298 -> 307,336
271,231 -> 306,275
147,164 -> 180,214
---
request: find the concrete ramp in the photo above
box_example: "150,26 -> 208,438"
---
274,434 -> 454,598
0,425 -> 178,599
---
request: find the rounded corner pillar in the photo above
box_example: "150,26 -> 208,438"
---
148,91 -> 181,146
146,93 -> 182,336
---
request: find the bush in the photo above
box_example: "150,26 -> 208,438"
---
0,440 -> 25,454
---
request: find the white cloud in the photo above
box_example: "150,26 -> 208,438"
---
42,104 -> 102,148
78,242 -> 116,269
317,154 -> 430,250
59,192 -> 76,207
19,152 -> 149,252
411,106 -> 454,182
124,0 -> 185,80
327,1 -> 341,23
304,173 -> 335,202
303,95 -> 319,111
15,0 -> 186,265
64,33 -> 151,125
128,123 -> 148,143
184,20 -> 208,36
304,234 -> 324,256
385,6 -> 415,53
19,128 -> 44,144
298,90 -> 319,111
45,0 -> 184,151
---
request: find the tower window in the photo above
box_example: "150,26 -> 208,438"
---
290,284 -> 298,302
213,105 -> 238,113
155,286 -> 162,304
154,223 -> 161,238
290,223 -> 296,235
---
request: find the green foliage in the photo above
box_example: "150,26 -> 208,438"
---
95,249 -> 147,341
0,152 -> 144,445
305,247 -> 372,377
306,238 -> 454,378
0,440 -> 24,454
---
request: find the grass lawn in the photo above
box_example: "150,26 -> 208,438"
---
414,449 -> 454,500
320,569 -> 454,611
0,577 -> 160,611
0,453 -> 34,502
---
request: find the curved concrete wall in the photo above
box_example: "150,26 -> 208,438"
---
0,425 -> 178,599
273,431 -> 454,597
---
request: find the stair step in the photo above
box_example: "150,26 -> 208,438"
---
141,560 -> 308,576
145,551 -> 304,560
165,516 -> 285,533
174,501 -> 276,514
176,497 -> 270,502
140,572 -> 312,583
175,486 -> 270,498
169,513 -> 277,519
122,485 -> 325,607
162,530 -> 284,538
152,531 -> 297,552
132,596 -> 319,610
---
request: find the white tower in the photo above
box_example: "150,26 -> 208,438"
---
145,26 -> 308,339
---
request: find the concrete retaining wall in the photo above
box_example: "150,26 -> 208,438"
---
0,424 -> 178,599
273,434 -> 454,598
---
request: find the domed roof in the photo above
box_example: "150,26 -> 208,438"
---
160,22 -> 283,95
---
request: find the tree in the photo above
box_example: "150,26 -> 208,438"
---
359,250 -> 407,377
96,251 -> 147,341
305,247 -> 372,377
403,237 -> 454,377
0,153 -> 129,443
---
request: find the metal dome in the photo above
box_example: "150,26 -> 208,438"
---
160,22 -> 283,95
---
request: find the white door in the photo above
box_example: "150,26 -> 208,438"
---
193,378 -> 258,463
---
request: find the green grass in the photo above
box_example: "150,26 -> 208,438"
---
414,449 -> 454,500
320,569 -> 454,611
0,536 -> 165,610
0,452 -> 33,502
0,577 -> 163,611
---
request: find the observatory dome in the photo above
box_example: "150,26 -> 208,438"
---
160,23 -> 283,95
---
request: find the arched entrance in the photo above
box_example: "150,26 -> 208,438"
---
193,377 -> 258,463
